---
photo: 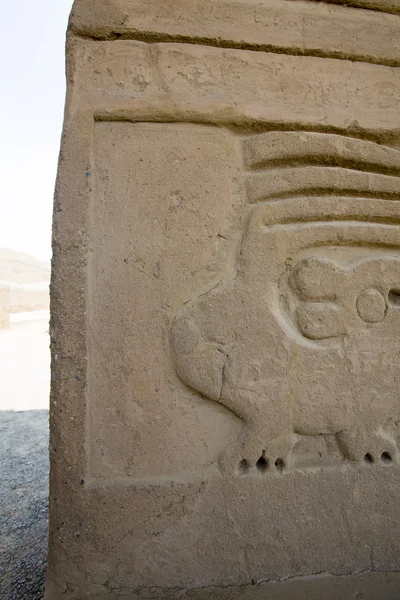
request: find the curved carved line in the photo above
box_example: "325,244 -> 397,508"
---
267,215 -> 400,227
73,31 -> 400,68
94,116 -> 400,144
246,167 -> 400,202
246,157 -> 400,177
263,219 -> 400,231
255,196 -> 400,226
244,132 -> 400,175
286,0 -> 400,15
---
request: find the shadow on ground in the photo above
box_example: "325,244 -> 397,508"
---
0,410 -> 49,600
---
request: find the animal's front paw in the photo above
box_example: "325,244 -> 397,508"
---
219,430 -> 296,475
264,433 -> 297,472
336,428 -> 398,465
219,426 -> 266,475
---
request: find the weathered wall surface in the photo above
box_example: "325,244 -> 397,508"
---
47,1 -> 400,598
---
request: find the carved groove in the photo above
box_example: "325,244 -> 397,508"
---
244,132 -> 400,175
246,167 -> 400,203
94,117 -> 400,145
266,216 -> 400,228
286,0 -> 400,15
246,157 -> 400,177
264,220 -> 400,231
73,30 -> 400,68
258,197 -> 400,227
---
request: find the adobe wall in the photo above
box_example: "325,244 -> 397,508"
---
46,1 -> 400,598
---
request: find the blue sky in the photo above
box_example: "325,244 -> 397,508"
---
0,1 -> 73,261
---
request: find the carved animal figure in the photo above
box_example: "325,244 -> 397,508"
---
171,131 -> 400,474
171,235 -> 400,473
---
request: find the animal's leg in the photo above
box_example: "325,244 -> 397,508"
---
219,423 -> 269,475
219,418 -> 296,475
336,427 -> 398,465
264,432 -> 297,472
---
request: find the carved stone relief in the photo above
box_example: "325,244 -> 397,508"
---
171,131 -> 400,474
47,0 -> 400,597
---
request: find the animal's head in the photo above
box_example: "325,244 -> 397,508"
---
283,253 -> 400,343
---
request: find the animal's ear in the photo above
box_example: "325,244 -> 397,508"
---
290,257 -> 343,301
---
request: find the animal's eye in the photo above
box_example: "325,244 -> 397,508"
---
356,289 -> 386,323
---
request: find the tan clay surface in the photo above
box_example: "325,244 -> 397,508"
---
70,0 -> 400,65
298,0 -> 400,13
46,0 -> 400,598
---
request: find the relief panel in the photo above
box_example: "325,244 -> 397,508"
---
47,1 -> 400,595
171,130 -> 400,474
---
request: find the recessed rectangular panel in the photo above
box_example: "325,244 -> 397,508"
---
87,122 -> 242,480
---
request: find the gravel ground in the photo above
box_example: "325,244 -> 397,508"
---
0,410 -> 49,600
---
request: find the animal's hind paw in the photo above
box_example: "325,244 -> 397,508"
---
336,428 -> 398,465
